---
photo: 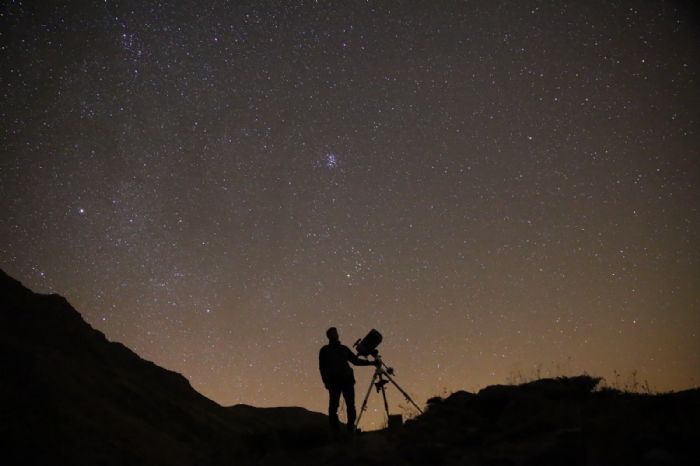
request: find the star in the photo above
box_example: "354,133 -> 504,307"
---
324,153 -> 338,169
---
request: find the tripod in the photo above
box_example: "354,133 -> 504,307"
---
355,353 -> 423,429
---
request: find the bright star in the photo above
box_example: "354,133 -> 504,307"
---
325,153 -> 338,169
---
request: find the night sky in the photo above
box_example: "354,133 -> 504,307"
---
2,1 -> 699,429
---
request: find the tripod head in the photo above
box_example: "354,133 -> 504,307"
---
368,352 -> 394,375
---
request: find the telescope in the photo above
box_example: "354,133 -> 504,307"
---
352,329 -> 424,430
353,329 -> 383,357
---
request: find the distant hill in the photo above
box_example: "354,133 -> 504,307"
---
0,270 -> 327,466
2,269 -> 698,466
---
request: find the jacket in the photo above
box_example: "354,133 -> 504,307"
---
319,341 -> 372,387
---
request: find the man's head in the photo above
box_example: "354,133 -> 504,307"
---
326,327 -> 339,343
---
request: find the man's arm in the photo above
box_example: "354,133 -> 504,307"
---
345,347 -> 376,366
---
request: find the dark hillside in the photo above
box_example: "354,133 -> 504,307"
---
397,377 -> 699,466
0,270 -> 326,466
285,376 -> 699,466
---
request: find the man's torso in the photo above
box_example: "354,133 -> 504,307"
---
320,343 -> 355,386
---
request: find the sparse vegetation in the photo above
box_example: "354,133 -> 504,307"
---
600,369 -> 655,394
507,362 -> 656,395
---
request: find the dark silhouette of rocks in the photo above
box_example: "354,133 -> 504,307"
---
1,268 -> 698,466
395,377 -> 699,466
283,376 -> 698,466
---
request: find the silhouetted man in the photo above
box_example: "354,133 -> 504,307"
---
319,327 -> 376,434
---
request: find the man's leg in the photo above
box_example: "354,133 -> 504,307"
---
328,386 -> 341,432
341,383 -> 356,432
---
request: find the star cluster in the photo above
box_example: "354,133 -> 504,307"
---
1,1 -> 698,429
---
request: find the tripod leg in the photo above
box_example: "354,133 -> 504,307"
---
355,371 -> 378,428
383,372 -> 424,414
380,384 -> 390,425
